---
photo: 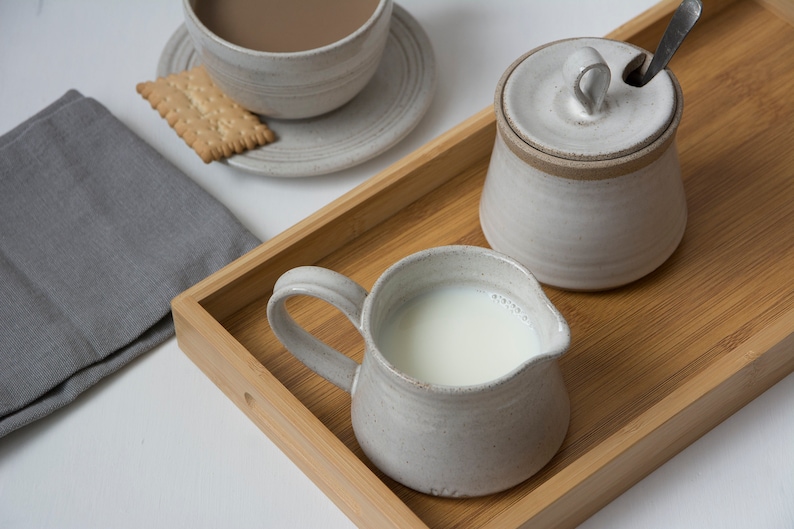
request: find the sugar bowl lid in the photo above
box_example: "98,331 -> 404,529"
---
501,38 -> 677,161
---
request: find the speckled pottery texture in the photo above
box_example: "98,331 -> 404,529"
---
183,0 -> 393,119
480,38 -> 688,291
267,246 -> 571,497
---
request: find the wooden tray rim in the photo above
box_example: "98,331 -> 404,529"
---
172,1 -> 794,527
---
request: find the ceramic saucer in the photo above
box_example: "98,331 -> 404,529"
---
157,4 -> 436,177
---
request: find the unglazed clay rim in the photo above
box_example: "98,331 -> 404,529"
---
495,39 -> 684,181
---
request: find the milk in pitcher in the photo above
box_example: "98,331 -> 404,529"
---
377,286 -> 541,386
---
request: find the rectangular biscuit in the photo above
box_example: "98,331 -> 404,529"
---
136,65 -> 275,163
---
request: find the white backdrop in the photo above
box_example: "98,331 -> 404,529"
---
1,1 -> 792,528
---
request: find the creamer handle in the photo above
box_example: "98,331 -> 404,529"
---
267,266 -> 367,393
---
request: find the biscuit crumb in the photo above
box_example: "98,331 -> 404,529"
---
136,65 -> 275,163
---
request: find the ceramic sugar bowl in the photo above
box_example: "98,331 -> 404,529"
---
480,38 -> 687,291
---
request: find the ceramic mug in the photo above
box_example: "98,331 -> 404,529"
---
183,0 -> 393,118
267,245 -> 571,497
480,38 -> 687,291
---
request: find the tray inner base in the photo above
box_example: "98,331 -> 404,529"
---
187,2 -> 794,527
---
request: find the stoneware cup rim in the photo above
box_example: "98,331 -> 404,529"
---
182,0 -> 390,58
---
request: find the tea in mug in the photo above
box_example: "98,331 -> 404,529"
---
193,0 -> 379,53
377,285 -> 541,386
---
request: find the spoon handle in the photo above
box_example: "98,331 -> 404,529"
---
639,0 -> 702,86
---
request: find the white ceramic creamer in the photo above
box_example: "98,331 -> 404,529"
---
267,245 -> 571,497
480,38 -> 687,291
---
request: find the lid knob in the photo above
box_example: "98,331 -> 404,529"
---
562,46 -> 610,115
500,38 -> 678,161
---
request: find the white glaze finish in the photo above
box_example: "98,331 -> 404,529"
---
481,134 -> 687,291
158,5 -> 437,177
481,37 -> 687,291
182,0 -> 393,119
503,38 -> 676,160
267,246 -> 571,497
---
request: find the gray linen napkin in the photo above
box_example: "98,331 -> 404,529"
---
0,90 -> 259,437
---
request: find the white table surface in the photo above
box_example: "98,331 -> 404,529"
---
1,1 -> 792,528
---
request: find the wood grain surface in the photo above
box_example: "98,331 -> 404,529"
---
173,1 -> 794,527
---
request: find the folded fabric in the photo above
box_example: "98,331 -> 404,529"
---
0,90 -> 260,437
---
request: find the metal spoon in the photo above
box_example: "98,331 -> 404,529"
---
637,0 -> 702,86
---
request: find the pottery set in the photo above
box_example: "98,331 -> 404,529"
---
232,2 -> 690,499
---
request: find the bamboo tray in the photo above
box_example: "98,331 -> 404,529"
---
172,1 -> 794,527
